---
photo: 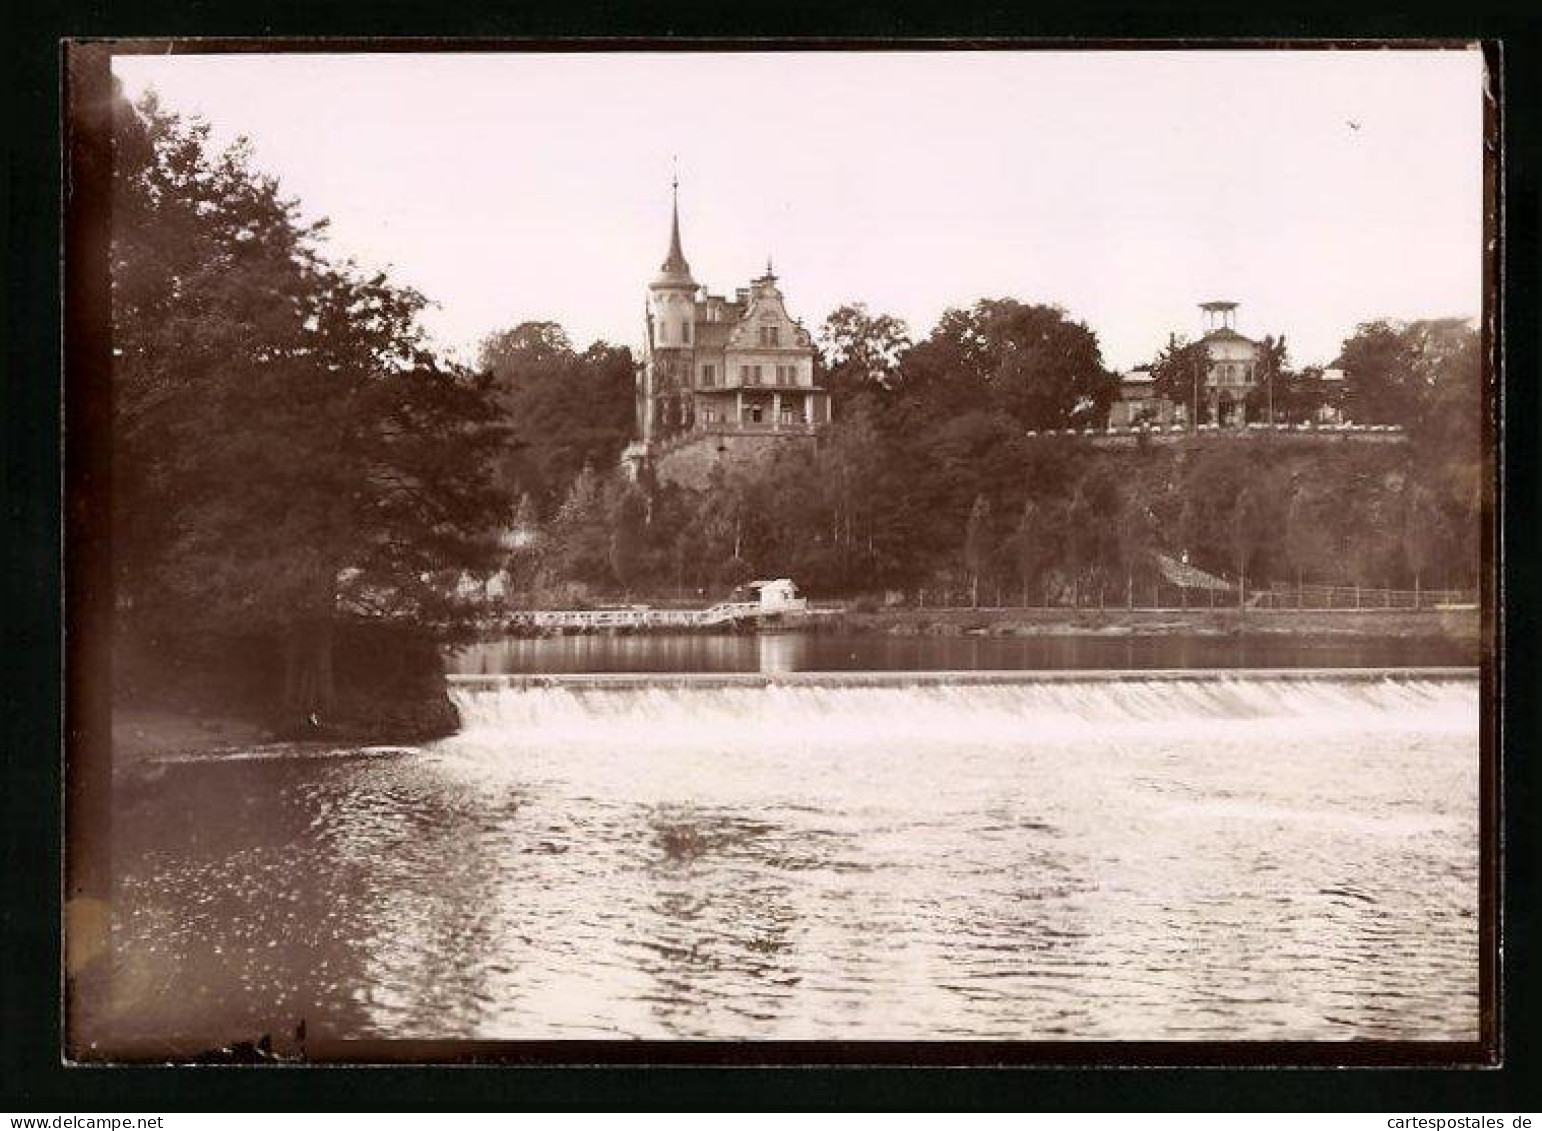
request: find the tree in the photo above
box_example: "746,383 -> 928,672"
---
1243,334 -> 1291,424
963,494 -> 994,607
1282,482 -> 1326,596
1404,319 -> 1483,528
1277,365 -> 1332,426
542,463 -> 610,588
501,492 -> 545,597
1149,334 -> 1213,426
1175,448 -> 1251,577
480,320 -> 574,367
1339,320 -> 1418,425
817,303 -> 912,408
1065,463 -> 1123,606
478,323 -> 635,512
1014,497 -> 1063,606
1114,488 -> 1157,607
899,299 -> 1116,430
1401,481 -> 1447,604
606,482 -> 648,595
113,93 -> 509,724
1228,485 -> 1272,607
802,399 -> 899,589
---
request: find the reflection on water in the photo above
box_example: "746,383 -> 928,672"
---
449,631 -> 1476,676
98,670 -> 1480,1047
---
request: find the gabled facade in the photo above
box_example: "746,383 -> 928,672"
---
624,186 -> 831,474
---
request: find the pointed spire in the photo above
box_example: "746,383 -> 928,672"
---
653,172 -> 695,287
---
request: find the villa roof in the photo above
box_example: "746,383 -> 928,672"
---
651,182 -> 696,288
1201,327 -> 1256,345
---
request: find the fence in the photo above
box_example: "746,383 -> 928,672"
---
900,580 -> 1476,612
1251,583 -> 1475,610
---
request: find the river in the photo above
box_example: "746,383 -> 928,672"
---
97,633 -> 1480,1051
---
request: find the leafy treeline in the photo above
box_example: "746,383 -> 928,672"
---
513,304 -> 1480,605
476,322 -> 634,514
1149,317 -> 1481,437
114,86 -> 1482,690
112,89 -> 510,724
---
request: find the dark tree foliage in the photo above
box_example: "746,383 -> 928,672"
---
817,303 -> 913,411
903,299 -> 1118,431
477,323 -> 635,513
1338,320 -> 1435,426
539,463 -> 610,589
1148,334 -> 1214,424
963,495 -> 994,607
112,90 -> 509,721
1275,365 -> 1337,426
1065,462 -> 1125,602
1241,334 -> 1291,424
606,482 -> 648,595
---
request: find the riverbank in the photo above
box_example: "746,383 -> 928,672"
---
112,707 -> 273,768
110,620 -> 461,769
822,604 -> 1482,641
110,696 -> 458,771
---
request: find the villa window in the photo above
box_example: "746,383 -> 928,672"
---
682,321 -> 691,344
739,365 -> 750,383
701,363 -> 715,386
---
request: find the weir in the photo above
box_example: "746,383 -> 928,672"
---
445,667 -> 1478,750
446,665 -> 1478,691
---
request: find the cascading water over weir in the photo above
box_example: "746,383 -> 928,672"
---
445,668 -> 1478,757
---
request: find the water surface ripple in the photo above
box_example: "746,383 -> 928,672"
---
107,671 -> 1478,1044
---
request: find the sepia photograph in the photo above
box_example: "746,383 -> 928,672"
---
62,42 -> 1494,1062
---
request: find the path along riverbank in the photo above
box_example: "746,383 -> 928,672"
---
822,604 -> 1480,640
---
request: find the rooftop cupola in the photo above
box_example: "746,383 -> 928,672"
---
651,178 -> 697,290
1199,300 -> 1239,334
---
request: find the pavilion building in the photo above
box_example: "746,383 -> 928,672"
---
1110,300 -> 1265,428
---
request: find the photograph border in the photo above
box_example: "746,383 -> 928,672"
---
5,9 -> 1535,1109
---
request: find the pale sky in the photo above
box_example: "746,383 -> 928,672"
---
115,49 -> 1486,371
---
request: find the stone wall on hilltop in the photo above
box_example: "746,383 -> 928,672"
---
654,431 -> 818,491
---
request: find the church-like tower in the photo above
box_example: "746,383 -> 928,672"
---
639,180 -> 700,445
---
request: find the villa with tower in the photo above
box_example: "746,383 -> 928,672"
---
622,185 -> 832,487
1111,300 -> 1268,428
